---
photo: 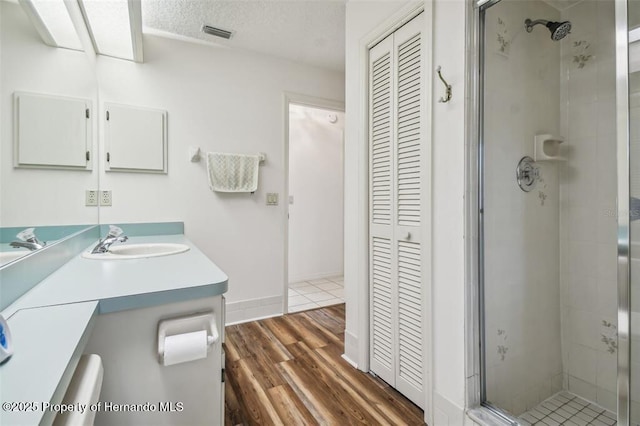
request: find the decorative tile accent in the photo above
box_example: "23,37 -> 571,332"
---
539,191 -> 548,206
497,329 -> 509,361
518,392 -> 616,426
600,320 -> 617,354
537,174 -> 548,206
572,40 -> 593,69
496,17 -> 511,56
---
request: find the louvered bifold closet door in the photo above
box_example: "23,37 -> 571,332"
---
369,34 -> 396,387
393,15 -> 425,407
369,12 -> 425,410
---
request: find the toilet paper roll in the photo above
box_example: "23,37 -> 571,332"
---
163,330 -> 208,366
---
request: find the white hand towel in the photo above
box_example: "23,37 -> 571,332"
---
206,152 -> 260,193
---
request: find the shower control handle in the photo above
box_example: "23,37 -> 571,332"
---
516,156 -> 539,192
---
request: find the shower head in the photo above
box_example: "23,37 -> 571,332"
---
547,21 -> 572,41
525,18 -> 572,41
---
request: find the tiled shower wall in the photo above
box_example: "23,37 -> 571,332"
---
558,0 -> 618,413
483,0 -> 563,415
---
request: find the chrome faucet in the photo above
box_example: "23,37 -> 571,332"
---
10,241 -> 44,251
91,225 -> 128,254
10,228 -> 45,251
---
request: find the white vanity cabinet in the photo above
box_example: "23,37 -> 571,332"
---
82,295 -> 225,426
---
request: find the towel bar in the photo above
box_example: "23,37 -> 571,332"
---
191,149 -> 265,164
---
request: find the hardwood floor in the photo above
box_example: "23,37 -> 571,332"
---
224,304 -> 425,425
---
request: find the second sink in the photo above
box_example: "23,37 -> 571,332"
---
82,243 -> 190,260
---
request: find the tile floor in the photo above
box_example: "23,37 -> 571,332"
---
518,392 -> 616,426
288,276 -> 344,313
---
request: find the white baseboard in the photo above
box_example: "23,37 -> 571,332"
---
225,295 -> 282,325
289,270 -> 344,284
343,329 -> 364,371
341,353 -> 358,369
433,393 -> 466,426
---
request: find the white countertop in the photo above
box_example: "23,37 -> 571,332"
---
0,302 -> 98,426
2,234 -> 228,318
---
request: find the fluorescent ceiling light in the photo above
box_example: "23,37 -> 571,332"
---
80,0 -> 142,61
20,0 -> 83,51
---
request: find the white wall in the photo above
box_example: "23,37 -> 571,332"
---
559,0 -> 618,413
96,34 -> 344,320
430,0 -> 468,419
344,0 -> 469,422
288,104 -> 344,283
0,2 -> 99,227
482,0 -> 563,416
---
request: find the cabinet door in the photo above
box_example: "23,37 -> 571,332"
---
105,103 -> 167,173
368,12 -> 426,409
14,92 -> 92,170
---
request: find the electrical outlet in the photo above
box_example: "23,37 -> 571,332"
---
266,193 -> 279,206
100,190 -> 112,206
85,190 -> 98,206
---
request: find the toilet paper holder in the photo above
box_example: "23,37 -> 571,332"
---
157,311 -> 219,365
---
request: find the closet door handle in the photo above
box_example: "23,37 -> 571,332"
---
404,232 -> 411,240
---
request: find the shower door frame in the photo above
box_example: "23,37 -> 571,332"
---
465,0 -> 518,423
464,0 -> 632,425
615,1 -> 631,425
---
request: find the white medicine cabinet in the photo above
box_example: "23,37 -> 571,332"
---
14,92 -> 93,170
104,103 -> 168,174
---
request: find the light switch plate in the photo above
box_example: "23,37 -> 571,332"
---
266,193 -> 279,206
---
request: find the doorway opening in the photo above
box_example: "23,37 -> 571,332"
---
285,99 -> 345,313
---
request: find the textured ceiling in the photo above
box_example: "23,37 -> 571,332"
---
142,0 -> 346,72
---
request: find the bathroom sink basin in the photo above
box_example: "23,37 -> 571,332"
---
0,251 -> 28,266
82,243 -> 190,260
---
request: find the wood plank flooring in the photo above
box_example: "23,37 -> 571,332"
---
224,304 -> 425,425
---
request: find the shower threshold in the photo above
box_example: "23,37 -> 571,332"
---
517,391 -> 616,426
